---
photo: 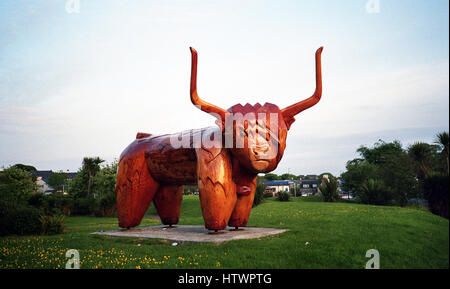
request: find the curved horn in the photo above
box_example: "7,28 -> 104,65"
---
281,47 -> 323,125
190,47 -> 228,122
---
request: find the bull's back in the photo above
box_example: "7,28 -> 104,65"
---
119,126 -> 224,187
122,130 -> 202,185
144,133 -> 197,185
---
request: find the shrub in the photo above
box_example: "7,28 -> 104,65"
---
319,178 -> 341,202
42,194 -> 64,215
357,179 -> 393,205
93,192 -> 117,217
277,191 -> 290,202
252,184 -> 265,207
263,192 -> 274,198
423,173 -> 449,219
40,215 -> 66,235
28,193 -> 73,216
0,204 -> 42,236
72,197 -> 95,215
27,193 -> 46,208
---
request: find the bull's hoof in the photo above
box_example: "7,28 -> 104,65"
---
229,226 -> 244,231
208,229 -> 226,235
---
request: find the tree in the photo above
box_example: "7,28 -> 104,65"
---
435,131 -> 449,175
341,140 -> 416,206
0,166 -> 37,206
11,164 -> 37,181
407,142 -> 437,199
408,142 -> 434,176
319,177 -> 340,202
68,168 -> 89,198
264,173 -> 280,181
369,142 -> 416,206
341,159 -> 378,195
357,140 -> 404,165
48,171 -> 69,193
11,164 -> 37,172
92,160 -> 118,197
280,173 -> 297,180
82,157 -> 104,198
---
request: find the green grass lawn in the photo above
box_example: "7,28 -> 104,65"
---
0,196 -> 448,269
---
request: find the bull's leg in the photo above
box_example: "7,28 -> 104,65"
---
153,185 -> 183,226
228,177 -> 257,229
196,148 -> 237,231
116,140 -> 160,228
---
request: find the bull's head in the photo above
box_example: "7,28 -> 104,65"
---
189,47 -> 323,173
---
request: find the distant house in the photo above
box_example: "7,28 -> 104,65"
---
263,174 -> 343,197
298,178 -> 322,196
299,174 -> 347,197
30,170 -> 77,195
298,174 -> 333,196
30,170 -> 54,194
263,180 -> 295,196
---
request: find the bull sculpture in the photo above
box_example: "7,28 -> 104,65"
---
115,47 -> 324,232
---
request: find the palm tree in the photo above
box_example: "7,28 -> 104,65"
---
435,132 -> 449,175
408,142 -> 435,199
319,177 -> 340,202
82,157 -> 104,198
408,142 -> 433,179
360,178 -> 392,205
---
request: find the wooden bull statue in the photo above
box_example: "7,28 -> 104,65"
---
115,47 -> 324,232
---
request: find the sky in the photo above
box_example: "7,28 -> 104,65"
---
0,0 -> 448,176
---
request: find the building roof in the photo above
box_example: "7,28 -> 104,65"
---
264,180 -> 295,186
30,170 -> 53,183
30,170 -> 78,183
66,172 -> 78,179
305,175 -> 318,179
300,179 -> 322,185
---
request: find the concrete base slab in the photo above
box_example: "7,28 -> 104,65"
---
92,225 -> 287,243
